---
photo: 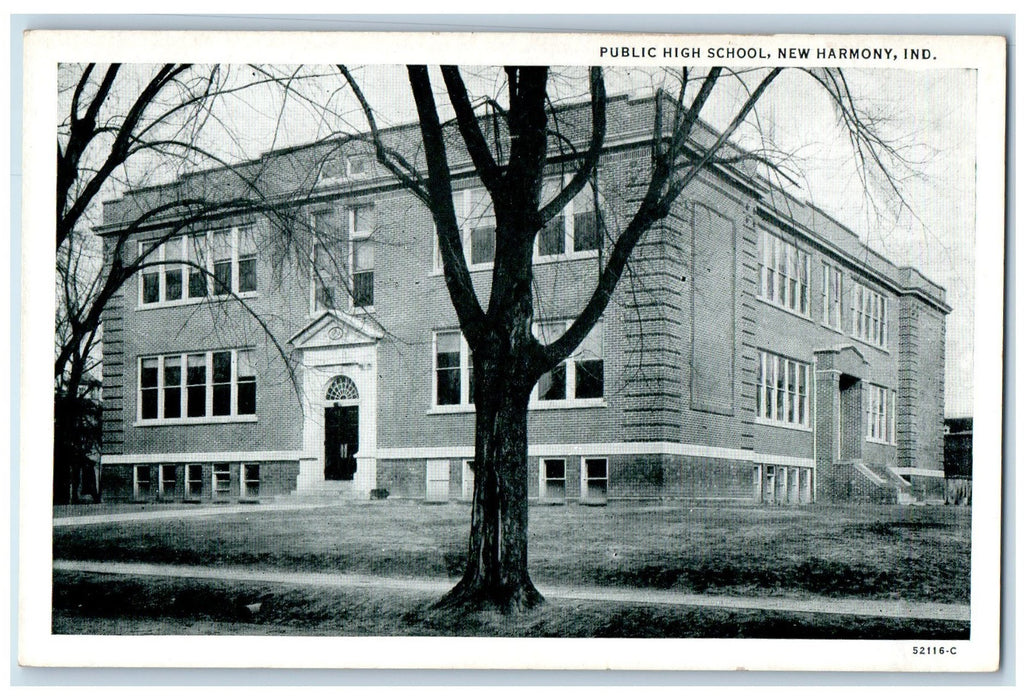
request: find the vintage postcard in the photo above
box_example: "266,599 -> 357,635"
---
19,30 -> 1005,672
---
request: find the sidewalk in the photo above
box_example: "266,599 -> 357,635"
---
53,559 -> 970,622
53,501 -> 344,528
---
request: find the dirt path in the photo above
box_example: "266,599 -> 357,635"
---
53,559 -> 970,622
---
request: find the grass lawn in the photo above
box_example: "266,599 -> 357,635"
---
52,572 -> 969,639
53,501 -> 970,604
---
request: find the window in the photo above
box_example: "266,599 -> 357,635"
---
433,331 -> 474,407
851,281 -> 888,347
238,228 -> 258,293
310,210 -> 344,313
187,234 -> 208,298
140,358 -> 159,420
186,353 -> 206,417
461,460 -> 475,500
758,229 -> 810,315
139,350 -> 257,422
351,240 -> 374,308
822,262 -> 843,329
211,351 -> 232,416
540,459 -> 566,502
186,464 -> 203,499
237,350 -> 256,415
133,465 -> 151,499
461,188 -> 496,267
241,464 -> 260,498
159,465 -> 177,498
755,351 -> 810,428
212,463 -> 231,499
138,227 -> 257,307
533,321 -> 604,403
581,457 -> 608,503
347,155 -> 370,179
866,384 -> 896,443
537,179 -> 602,257
311,241 -> 338,312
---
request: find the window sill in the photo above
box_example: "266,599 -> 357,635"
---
848,334 -> 891,354
134,415 -> 258,427
534,249 -> 600,265
755,295 -> 812,323
427,405 -> 475,415
754,418 -> 812,433
865,437 -> 896,446
138,292 -> 259,311
427,398 -> 608,414
531,398 -> 607,410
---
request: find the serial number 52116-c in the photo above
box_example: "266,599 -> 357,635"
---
912,646 -> 958,655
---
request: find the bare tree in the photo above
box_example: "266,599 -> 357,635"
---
54,63 -> 315,503
342,64 -> 908,611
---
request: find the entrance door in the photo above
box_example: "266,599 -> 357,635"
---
838,375 -> 862,461
325,405 -> 359,481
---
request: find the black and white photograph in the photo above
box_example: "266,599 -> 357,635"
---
19,29 -> 1005,672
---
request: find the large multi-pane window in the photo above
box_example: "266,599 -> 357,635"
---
138,226 -> 257,307
755,350 -> 810,428
758,229 -> 810,315
533,320 -> 604,402
433,331 -> 474,407
851,280 -> 888,347
866,384 -> 896,443
139,349 -> 257,422
537,179 -> 601,258
821,262 -> 844,329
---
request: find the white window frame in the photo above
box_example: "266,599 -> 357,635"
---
580,457 -> 609,504
137,349 -> 257,425
755,350 -> 811,429
461,459 -> 475,500
185,464 -> 204,499
430,331 -> 474,411
530,320 -> 605,407
133,465 -> 151,500
349,205 -> 375,311
241,463 -> 260,499
539,458 -> 567,502
211,463 -> 231,500
158,464 -> 177,499
821,262 -> 844,330
850,280 -> 889,348
865,383 -> 896,444
758,228 -> 810,316
137,226 -> 257,309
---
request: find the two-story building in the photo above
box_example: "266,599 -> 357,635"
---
95,94 -> 950,506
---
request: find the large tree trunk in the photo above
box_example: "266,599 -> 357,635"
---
436,372 -> 543,612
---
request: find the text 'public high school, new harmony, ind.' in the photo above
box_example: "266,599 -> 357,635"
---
599,46 -> 930,61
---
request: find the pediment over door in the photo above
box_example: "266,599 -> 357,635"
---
813,344 -> 869,379
288,310 -> 384,350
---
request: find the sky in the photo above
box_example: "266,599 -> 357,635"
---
65,63 -> 978,415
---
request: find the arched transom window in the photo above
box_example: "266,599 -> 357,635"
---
325,375 -> 359,401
